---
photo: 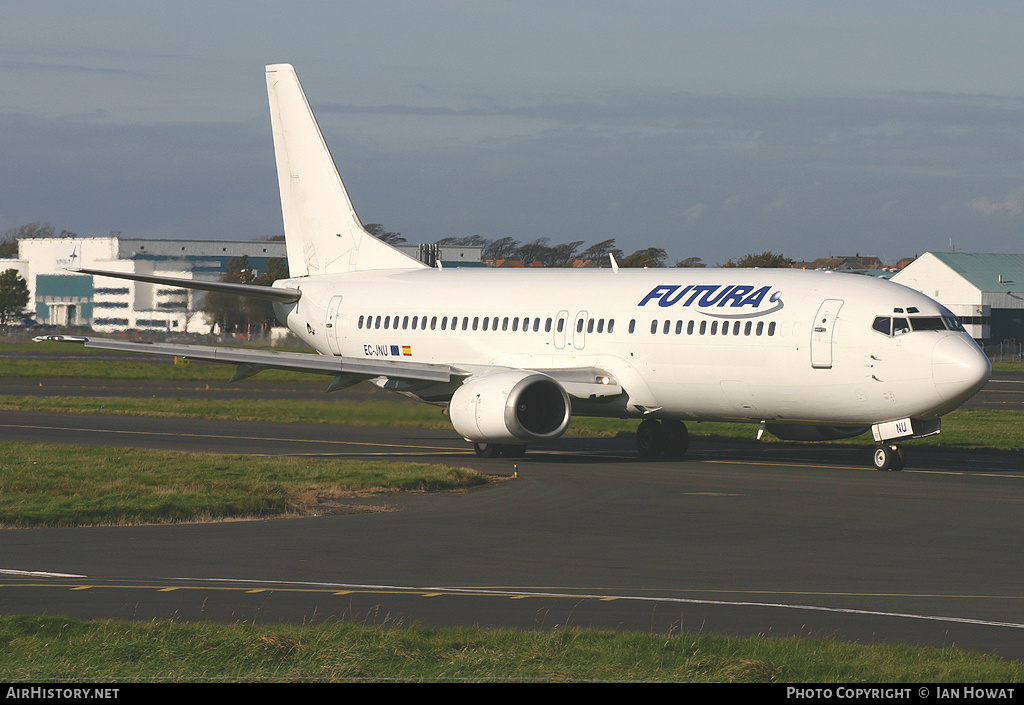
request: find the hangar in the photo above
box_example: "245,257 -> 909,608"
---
891,252 -> 1024,348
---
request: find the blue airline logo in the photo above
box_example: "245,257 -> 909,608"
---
638,284 -> 784,318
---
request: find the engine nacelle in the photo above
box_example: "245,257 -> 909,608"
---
448,370 -> 571,444
764,423 -> 869,442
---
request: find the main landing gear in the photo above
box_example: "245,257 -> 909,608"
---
636,418 -> 689,459
873,443 -> 906,472
473,443 -> 527,458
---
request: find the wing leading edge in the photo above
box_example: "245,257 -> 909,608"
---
33,335 -> 622,401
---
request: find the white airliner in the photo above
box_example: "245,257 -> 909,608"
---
41,64 -> 991,471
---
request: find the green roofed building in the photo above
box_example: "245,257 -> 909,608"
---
891,252 -> 1024,346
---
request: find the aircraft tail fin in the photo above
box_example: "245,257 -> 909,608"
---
265,63 -> 426,277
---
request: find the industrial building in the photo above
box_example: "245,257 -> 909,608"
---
1,236 -> 481,334
891,252 -> 1024,345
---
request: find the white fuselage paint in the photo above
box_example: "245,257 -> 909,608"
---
273,266 -> 991,427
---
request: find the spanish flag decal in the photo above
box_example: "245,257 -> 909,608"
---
402,345 -> 413,356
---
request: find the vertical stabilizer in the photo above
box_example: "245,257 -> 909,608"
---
265,64 -> 426,276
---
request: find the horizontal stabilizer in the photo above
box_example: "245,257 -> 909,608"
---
69,267 -> 302,303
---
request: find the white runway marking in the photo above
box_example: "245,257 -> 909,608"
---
178,576 -> 1024,631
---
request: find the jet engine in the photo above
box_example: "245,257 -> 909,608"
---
764,423 -> 869,442
448,370 -> 571,444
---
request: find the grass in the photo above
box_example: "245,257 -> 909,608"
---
1,615 -> 1021,682
0,442 -> 486,528
1,349 -> 1020,679
2,393 -> 1021,452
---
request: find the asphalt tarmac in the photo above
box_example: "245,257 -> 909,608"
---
1,399 -> 1023,659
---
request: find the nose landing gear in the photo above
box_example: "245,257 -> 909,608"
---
873,443 -> 906,471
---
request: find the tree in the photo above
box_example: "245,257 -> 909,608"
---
619,247 -> 668,268
720,251 -> 793,268
364,223 -> 406,244
0,222 -> 76,258
579,239 -> 624,267
248,258 -> 289,330
674,256 -> 706,268
203,255 -> 257,334
481,237 -> 520,261
0,269 -> 30,325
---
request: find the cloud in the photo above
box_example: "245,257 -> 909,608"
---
970,187 -> 1024,216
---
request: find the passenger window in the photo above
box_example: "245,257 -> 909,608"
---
608,319 -> 615,333
628,319 -> 635,334
767,322 -> 776,336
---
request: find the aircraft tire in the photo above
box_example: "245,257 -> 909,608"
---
873,444 -> 905,471
662,419 -> 689,459
473,443 -> 502,458
636,419 -> 664,458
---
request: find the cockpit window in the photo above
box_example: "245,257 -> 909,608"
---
872,315 -> 964,337
909,317 -> 946,331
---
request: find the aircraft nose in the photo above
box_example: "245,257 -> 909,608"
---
932,334 -> 991,404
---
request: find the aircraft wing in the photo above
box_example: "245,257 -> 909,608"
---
33,335 -> 453,385
33,336 -> 623,399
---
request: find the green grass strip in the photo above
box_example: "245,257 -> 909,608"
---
0,615 -> 1021,682
2,394 -> 1021,452
0,442 -> 485,528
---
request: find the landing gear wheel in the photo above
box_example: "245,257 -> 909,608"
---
873,444 -> 906,471
473,442 -> 501,458
473,443 -> 527,458
636,419 -> 664,459
662,419 -> 689,459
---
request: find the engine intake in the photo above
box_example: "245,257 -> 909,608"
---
448,371 -> 571,444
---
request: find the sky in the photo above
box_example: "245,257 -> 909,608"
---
3,1 -> 1024,266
